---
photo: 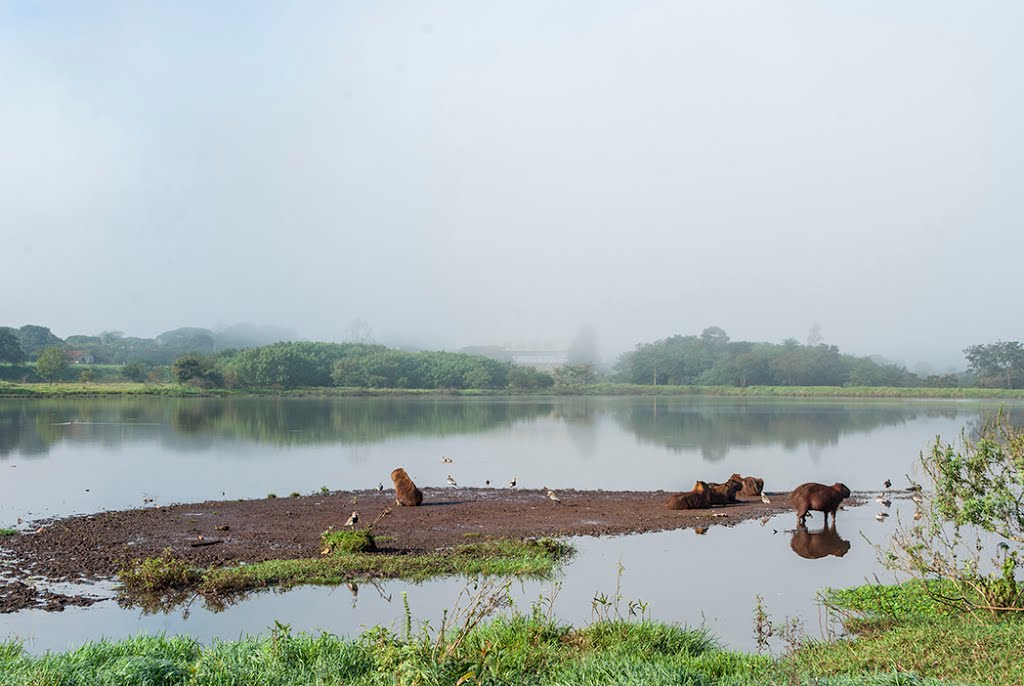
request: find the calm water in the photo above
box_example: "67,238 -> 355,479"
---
0,396 -> 1016,652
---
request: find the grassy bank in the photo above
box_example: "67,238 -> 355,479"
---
120,539 -> 573,611
0,614 -> 966,686
2,579 -> 1008,684
3,380 -> 1023,400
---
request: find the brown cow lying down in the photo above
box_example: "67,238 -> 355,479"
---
730,473 -> 765,496
666,481 -> 710,510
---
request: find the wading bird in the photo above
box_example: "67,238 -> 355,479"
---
446,475 -> 458,487
912,492 -> 923,504
761,493 -> 772,504
883,479 -> 892,489
377,482 -> 384,493
875,512 -> 889,522
441,456 -> 453,464
345,511 -> 359,529
545,487 -> 561,503
508,478 -> 517,489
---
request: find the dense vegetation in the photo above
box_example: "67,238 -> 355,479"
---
8,321 -> 1024,392
612,326 -> 962,388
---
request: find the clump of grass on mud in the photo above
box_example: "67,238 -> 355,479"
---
118,538 -> 573,608
320,528 -> 377,554
119,549 -> 201,593
0,529 -> 17,537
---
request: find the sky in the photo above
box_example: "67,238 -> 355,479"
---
2,1 -> 1022,371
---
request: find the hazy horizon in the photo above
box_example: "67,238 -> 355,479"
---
4,2 -> 1022,373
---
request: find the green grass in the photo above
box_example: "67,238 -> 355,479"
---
3,379 -> 1021,400
787,580 -> 1024,685
0,528 -> 17,536
0,616 -> 971,686
119,538 -> 574,608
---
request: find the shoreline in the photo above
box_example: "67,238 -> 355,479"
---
0,486 -> 815,613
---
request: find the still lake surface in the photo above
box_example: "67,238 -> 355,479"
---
0,395 -> 1017,652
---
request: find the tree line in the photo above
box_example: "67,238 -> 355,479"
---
171,342 -> 557,391
611,326 -> 965,388
4,321 -> 1023,390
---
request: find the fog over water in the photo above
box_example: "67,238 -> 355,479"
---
2,2 -> 1022,368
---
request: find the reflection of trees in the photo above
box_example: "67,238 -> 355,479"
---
612,398 -> 965,463
0,397 -> 557,458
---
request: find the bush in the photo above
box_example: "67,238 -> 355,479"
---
119,549 -> 200,593
320,528 -> 377,555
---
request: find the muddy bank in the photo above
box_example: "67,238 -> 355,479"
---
0,487 -> 854,613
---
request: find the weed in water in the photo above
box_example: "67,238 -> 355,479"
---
118,549 -> 200,593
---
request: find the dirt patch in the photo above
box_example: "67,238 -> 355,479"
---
0,487 -> 835,613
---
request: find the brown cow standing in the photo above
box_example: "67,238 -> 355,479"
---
790,482 -> 850,525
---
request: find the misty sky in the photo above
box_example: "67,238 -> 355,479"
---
2,2 -> 1022,370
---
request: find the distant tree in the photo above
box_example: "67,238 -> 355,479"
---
0,327 -> 24,363
18,325 -> 63,359
964,341 -> 1024,389
806,322 -> 823,347
172,354 -> 224,388
567,325 -> 600,366
157,327 -> 216,355
35,346 -> 68,383
121,361 -> 152,382
78,369 -> 95,383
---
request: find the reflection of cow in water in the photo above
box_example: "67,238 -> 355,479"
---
789,523 -> 851,559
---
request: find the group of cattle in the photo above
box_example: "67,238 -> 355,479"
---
665,473 -> 765,509
667,475 -> 852,526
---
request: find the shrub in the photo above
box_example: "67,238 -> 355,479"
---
320,528 -> 377,555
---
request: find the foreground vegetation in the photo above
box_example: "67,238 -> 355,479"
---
118,538 -> 573,613
0,590 -> 999,685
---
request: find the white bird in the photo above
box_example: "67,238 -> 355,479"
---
545,487 -> 560,503
508,478 -> 517,489
761,493 -> 772,504
878,498 -> 892,508
875,494 -> 888,503
912,493 -> 923,504
345,511 -> 359,529
875,512 -> 889,521
377,482 -> 384,493
446,475 -> 458,487
441,456 -> 453,464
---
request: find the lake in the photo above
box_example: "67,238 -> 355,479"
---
0,395 -> 1015,652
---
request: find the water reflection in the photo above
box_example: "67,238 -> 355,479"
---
789,523 -> 851,559
1,396 -> 1011,461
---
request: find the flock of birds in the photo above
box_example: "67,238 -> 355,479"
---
873,478 -> 925,522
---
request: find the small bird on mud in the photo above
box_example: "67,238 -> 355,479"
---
446,475 -> 458,487
883,479 -> 892,489
377,482 -> 384,493
759,515 -> 771,526
761,493 -> 772,505
875,493 -> 889,503
544,487 -> 561,503
441,456 -> 453,464
347,582 -> 359,597
875,512 -> 889,522
508,478 -> 517,489
912,492 -> 923,504
485,480 -> 491,486
913,510 -> 923,521
694,527 -> 708,535
345,511 -> 359,529
878,498 -> 891,508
